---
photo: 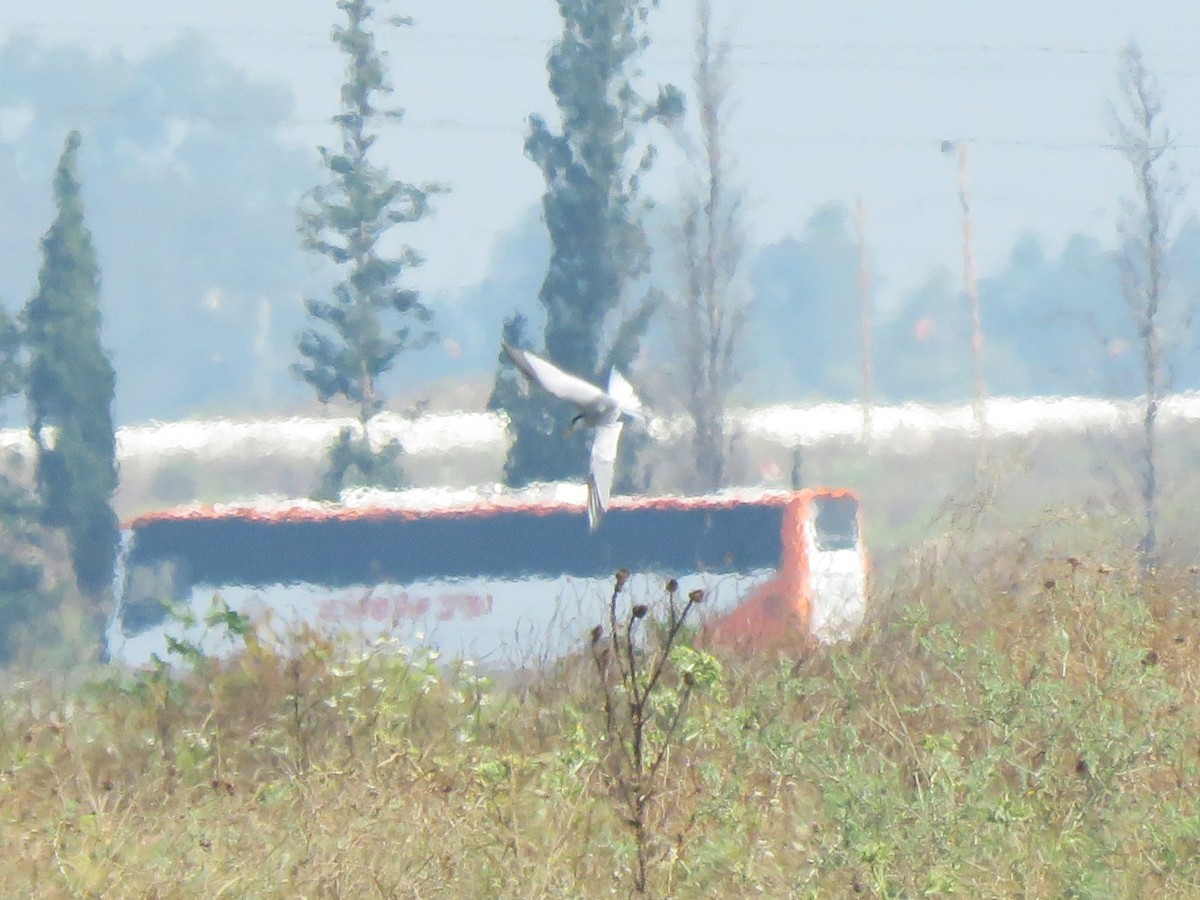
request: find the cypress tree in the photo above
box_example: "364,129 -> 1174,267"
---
497,0 -> 682,488
25,130 -> 119,601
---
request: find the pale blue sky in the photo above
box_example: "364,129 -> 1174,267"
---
9,1 -> 1200,316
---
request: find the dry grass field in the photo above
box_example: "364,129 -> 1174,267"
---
4,545 -> 1200,896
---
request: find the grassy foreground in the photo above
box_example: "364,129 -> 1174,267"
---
5,554 -> 1200,897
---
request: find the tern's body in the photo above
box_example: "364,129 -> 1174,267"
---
502,343 -> 643,531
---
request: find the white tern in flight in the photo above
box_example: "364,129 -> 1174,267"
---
502,343 -> 644,531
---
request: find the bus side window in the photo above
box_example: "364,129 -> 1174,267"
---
812,497 -> 859,551
120,558 -> 185,636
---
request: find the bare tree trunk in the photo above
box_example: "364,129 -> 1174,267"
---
1138,151 -> 1164,565
855,198 -> 874,447
674,0 -> 746,493
1112,42 -> 1176,573
360,365 -> 375,449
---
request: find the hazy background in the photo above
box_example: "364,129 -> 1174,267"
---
3,1 -> 1200,422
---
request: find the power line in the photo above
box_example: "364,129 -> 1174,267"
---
17,101 -> 1200,156
11,19 -> 1200,87
8,21 -> 1200,69
0,21 -> 1182,58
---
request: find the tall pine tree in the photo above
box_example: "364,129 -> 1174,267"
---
496,0 -> 682,488
24,130 -> 119,601
296,0 -> 443,499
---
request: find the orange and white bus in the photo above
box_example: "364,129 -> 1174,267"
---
106,487 -> 867,667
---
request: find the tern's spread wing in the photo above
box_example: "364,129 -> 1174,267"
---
606,369 -> 642,417
587,419 -> 624,531
503,344 -> 608,411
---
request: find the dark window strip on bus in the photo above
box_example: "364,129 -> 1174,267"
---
125,503 -> 790,592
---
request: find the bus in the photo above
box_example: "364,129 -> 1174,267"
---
106,486 -> 867,667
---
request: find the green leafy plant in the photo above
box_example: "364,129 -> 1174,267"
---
589,569 -> 721,894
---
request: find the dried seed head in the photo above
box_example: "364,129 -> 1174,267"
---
683,670 -> 695,686
689,589 -> 705,605
614,568 -> 630,591
632,604 -> 649,620
666,578 -> 679,594
590,625 -> 603,645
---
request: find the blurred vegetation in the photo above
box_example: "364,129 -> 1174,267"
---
0,33 -> 317,423
4,532 -> 1200,895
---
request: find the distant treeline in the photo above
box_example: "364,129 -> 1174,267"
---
0,37 -> 1186,422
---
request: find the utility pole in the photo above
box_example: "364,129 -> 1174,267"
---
944,140 -> 988,465
855,198 -> 874,447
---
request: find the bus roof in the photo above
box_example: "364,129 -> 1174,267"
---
125,485 -> 859,529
